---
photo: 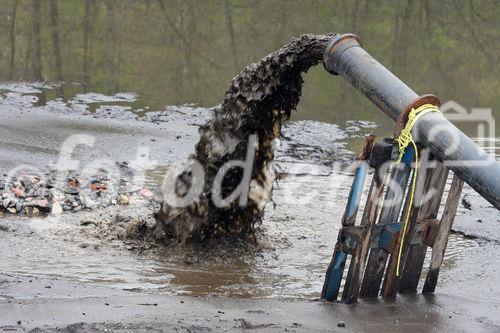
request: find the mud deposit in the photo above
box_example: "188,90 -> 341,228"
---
155,34 -> 334,243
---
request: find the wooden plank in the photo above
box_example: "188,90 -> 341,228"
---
338,222 -> 431,253
382,150 -> 431,300
422,174 -> 464,293
376,223 -> 402,252
382,167 -> 420,300
381,146 -> 422,299
421,218 -> 440,247
398,161 -> 449,293
337,226 -> 364,255
321,161 -> 368,301
321,249 -> 348,301
359,162 -> 411,297
341,169 -> 387,304
342,161 -> 369,226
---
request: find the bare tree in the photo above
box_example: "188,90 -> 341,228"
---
179,0 -> 192,99
9,0 -> 18,81
106,0 -> 119,93
223,0 -> 238,72
31,0 -> 44,81
83,0 -> 92,91
24,24 -> 32,79
157,0 -> 221,69
351,0 -> 361,35
49,0 -> 64,97
392,0 -> 414,68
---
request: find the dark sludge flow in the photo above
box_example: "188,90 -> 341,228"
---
154,33 -> 335,244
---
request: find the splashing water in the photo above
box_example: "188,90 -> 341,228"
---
155,33 -> 336,243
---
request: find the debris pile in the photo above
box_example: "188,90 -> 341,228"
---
0,162 -> 155,216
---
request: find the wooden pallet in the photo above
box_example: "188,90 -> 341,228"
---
321,137 -> 464,303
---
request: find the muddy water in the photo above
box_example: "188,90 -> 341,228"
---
0,171 -> 480,300
1,82 -> 496,300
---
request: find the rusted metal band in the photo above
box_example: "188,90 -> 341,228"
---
356,134 -> 376,160
393,94 -> 441,137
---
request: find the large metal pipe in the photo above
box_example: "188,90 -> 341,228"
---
323,34 -> 500,209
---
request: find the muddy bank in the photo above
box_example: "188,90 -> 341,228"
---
453,194 -> 500,243
1,207 -> 499,332
0,103 -> 206,176
1,274 -> 499,332
2,202 -> 498,332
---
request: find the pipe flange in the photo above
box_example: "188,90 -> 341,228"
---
394,94 -> 441,137
323,33 -> 362,75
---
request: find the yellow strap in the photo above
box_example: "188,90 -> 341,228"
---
395,104 -> 440,277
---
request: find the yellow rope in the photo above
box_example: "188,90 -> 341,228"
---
395,104 -> 440,276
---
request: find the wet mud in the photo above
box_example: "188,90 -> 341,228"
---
155,34 -> 335,243
2,273 -> 499,332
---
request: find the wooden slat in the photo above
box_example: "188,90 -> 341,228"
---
336,222 -> 431,253
321,161 -> 368,301
398,161 -> 449,293
360,162 -> 411,297
341,170 -> 387,304
422,174 -> 464,293
382,156 -> 429,300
